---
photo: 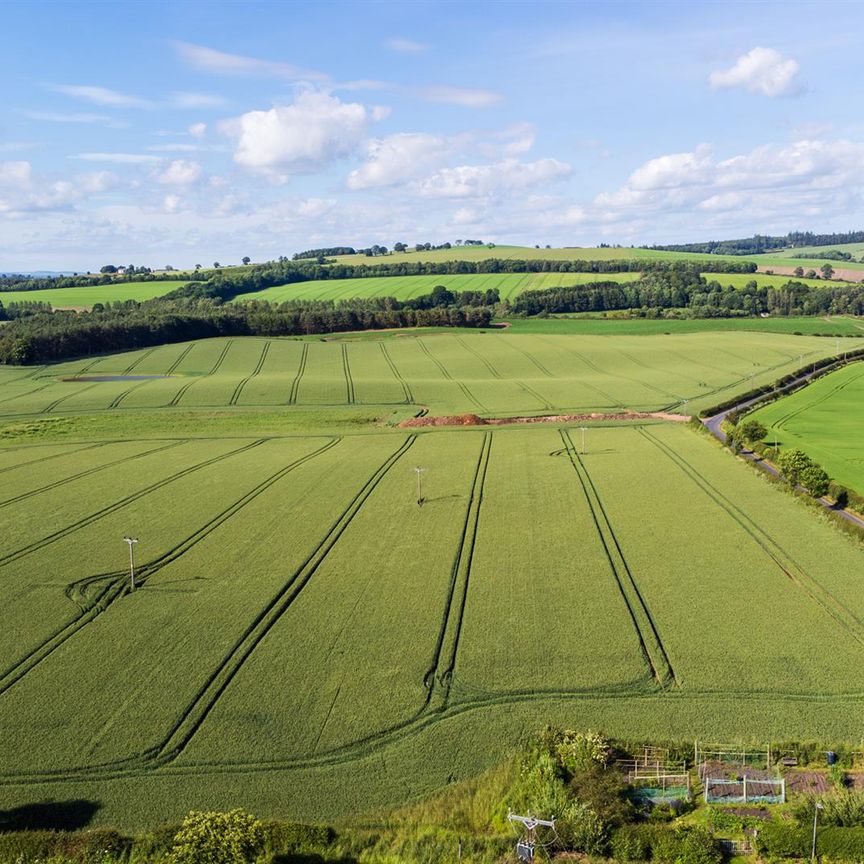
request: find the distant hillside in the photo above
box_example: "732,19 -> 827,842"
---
646,230 -> 864,256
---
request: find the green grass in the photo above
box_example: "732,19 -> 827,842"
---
0,331 -> 855,419
0,280 -> 189,308
1,421 -> 864,830
749,361 -> 864,495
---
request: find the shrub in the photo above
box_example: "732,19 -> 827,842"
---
49,828 -> 131,862
610,824 -> 651,861
261,820 -> 335,856
168,809 -> 265,864
555,730 -> 610,773
0,830 -> 54,862
794,790 -> 864,828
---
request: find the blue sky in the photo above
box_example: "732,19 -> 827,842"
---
2,0 -> 864,270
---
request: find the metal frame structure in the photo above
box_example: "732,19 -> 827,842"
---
508,811 -> 557,863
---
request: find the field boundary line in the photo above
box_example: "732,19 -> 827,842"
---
164,342 -> 197,375
534,336 -> 624,409
455,336 -> 550,410
229,341 -> 271,406
287,343 -> 308,404
378,343 -> 413,403
121,347 -> 157,375
39,382 -> 102,414
0,437 -> 342,701
169,340 -> 234,407
499,336 -> 554,377
423,432 -> 491,707
0,441 -> 108,475
342,343 -> 355,404
0,439 -> 185,509
416,338 -> 488,413
639,427 -> 864,647
0,439 -> 265,568
770,363 -> 864,432
148,435 -> 418,765
560,428 -> 676,687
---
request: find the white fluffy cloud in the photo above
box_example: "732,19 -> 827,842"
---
188,122 -> 207,139
709,47 -> 803,97
348,133 -> 448,190
417,158 -> 571,198
595,139 -> 864,226
157,160 -> 203,185
226,91 -> 377,172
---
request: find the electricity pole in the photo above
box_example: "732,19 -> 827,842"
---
812,802 -> 823,862
579,427 -> 587,455
414,466 -> 426,505
123,536 -> 138,589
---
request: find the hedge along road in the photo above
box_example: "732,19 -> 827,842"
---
702,360 -> 864,531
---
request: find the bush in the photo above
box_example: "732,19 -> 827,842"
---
794,790 -> 864,828
759,821 -> 810,857
261,820 -> 335,856
608,825 -> 720,864
168,809 -> 265,864
0,830 -> 54,862
611,824 -> 651,861
50,828 -> 131,862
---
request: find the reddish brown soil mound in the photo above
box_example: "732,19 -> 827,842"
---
400,411 -> 691,428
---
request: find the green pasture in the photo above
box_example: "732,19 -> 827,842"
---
0,420 -> 863,828
0,331 -> 856,419
749,361 -> 864,496
0,280 -> 188,307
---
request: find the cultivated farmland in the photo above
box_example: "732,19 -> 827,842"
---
0,330 -> 855,419
0,280 -> 189,307
749,361 -> 864,495
0,417 -> 863,828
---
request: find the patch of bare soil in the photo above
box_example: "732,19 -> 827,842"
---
785,771 -> 831,795
757,265 -> 864,283
400,411 -> 691,428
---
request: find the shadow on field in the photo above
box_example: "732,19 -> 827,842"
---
0,798 -> 101,831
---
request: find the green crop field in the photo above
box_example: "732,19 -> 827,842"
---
749,361 -> 864,496
505,315 -> 864,336
0,330 -> 856,420
0,280 -> 189,307
0,328 -> 863,828
237,270 -> 832,305
1,410 -> 864,828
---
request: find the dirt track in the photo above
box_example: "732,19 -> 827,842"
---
400,411 -> 691,428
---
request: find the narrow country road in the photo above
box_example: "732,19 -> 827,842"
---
702,364 -> 864,531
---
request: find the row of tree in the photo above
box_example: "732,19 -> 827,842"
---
649,229 -> 864,256
511,273 -> 864,317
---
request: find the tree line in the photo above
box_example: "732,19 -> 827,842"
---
0,290 -> 495,365
648,229 -> 864,256
511,270 -> 864,317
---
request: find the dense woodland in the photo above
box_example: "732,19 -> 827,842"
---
0,290 -> 494,364
511,270 -> 864,317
